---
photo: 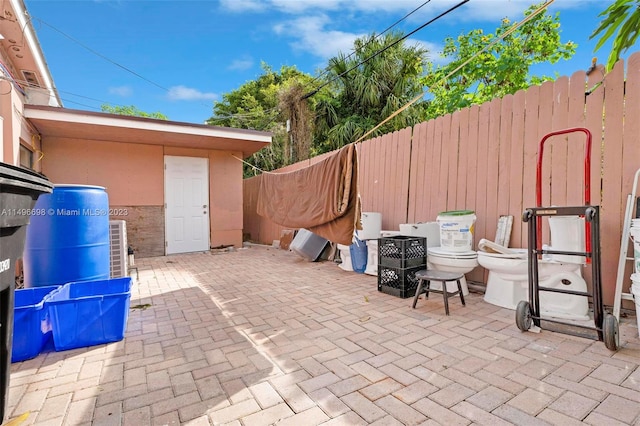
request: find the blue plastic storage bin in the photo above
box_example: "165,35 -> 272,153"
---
46,277 -> 132,351
11,286 -> 60,362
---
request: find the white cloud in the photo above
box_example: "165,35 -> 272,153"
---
274,15 -> 364,59
108,85 -> 132,97
228,57 -> 254,71
167,86 -> 218,101
221,0 -> 597,20
219,0 -> 266,13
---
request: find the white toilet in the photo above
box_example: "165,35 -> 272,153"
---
364,239 -> 378,276
399,222 -> 477,296
365,230 -> 400,276
478,216 -> 589,321
337,244 -> 353,271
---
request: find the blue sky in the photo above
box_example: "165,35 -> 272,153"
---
24,0 -> 625,125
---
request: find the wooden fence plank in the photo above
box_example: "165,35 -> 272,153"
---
398,127 -> 412,225
618,52 -> 640,304
466,106 -> 480,218
509,90 -> 526,248
372,136 -> 384,216
407,122 -> 422,222
422,119 -> 437,221
550,76 -> 569,206
586,65 -> 605,210
475,102 -> 491,252
497,94 -> 513,234
601,59 -> 626,304
447,110 -> 461,210
567,70 -> 588,207
485,98 -> 502,248
537,80 -> 555,244
431,115 -> 445,219
622,52 -> 640,200
456,107 -> 470,211
386,131 -> 400,227
522,84 -> 540,246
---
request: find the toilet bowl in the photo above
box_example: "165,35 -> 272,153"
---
364,239 -> 378,276
478,216 -> 589,321
427,247 -> 477,295
337,244 -> 353,271
399,222 -> 477,295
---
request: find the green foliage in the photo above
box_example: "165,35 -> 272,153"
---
591,0 -> 640,71
421,3 -> 576,119
315,31 -> 428,152
206,63 -> 317,176
101,104 -> 168,120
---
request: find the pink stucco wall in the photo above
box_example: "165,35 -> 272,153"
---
43,139 -> 245,252
42,137 -> 164,205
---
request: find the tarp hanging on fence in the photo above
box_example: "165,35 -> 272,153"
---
256,144 -> 361,246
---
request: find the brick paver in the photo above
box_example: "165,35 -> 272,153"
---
6,245 -> 640,424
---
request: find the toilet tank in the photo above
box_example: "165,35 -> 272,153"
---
399,222 -> 440,247
548,216 -> 585,264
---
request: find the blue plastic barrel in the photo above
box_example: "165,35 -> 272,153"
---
349,237 -> 368,274
23,185 -> 110,288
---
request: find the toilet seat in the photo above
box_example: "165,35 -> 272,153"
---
477,249 -> 527,260
428,247 -> 477,259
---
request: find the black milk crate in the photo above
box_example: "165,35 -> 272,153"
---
377,265 -> 425,298
378,236 -> 427,268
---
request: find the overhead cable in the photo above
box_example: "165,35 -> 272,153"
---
354,0 -> 556,143
302,0 -> 470,99
32,17 -> 171,93
308,0 -> 433,87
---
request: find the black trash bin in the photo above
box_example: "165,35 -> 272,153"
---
0,162 -> 52,423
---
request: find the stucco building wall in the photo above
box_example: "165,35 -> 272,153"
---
42,138 -> 244,257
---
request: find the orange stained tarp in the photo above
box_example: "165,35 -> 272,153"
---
256,144 -> 361,246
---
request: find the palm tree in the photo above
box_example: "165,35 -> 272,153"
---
591,0 -> 640,71
314,32 -> 429,153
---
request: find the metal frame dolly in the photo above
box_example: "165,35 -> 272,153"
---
515,128 -> 619,351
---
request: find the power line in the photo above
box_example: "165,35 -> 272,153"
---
32,17 -> 171,93
302,0 -> 470,99
309,0 -> 433,87
354,0 -> 556,143
30,16 -> 214,111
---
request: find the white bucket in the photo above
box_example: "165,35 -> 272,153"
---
359,212 -> 382,240
436,210 -> 476,253
631,273 -> 640,337
630,225 -> 640,274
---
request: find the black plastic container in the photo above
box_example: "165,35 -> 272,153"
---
0,162 -> 52,422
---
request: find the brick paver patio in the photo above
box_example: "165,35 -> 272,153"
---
7,245 -> 640,425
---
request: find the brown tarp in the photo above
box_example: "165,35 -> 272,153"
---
256,144 -> 361,246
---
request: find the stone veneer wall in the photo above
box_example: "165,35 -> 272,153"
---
110,206 -> 164,258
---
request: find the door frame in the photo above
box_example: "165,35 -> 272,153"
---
163,155 -> 210,255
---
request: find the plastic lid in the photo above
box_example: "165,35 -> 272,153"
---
438,210 -> 475,216
54,184 -> 106,189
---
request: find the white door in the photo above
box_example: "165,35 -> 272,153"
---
164,156 -> 210,254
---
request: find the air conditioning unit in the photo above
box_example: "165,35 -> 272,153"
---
109,220 -> 128,278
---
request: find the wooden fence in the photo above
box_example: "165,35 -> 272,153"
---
244,52 -> 640,306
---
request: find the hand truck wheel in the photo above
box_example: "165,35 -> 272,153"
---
515,300 -> 533,331
603,314 -> 620,351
